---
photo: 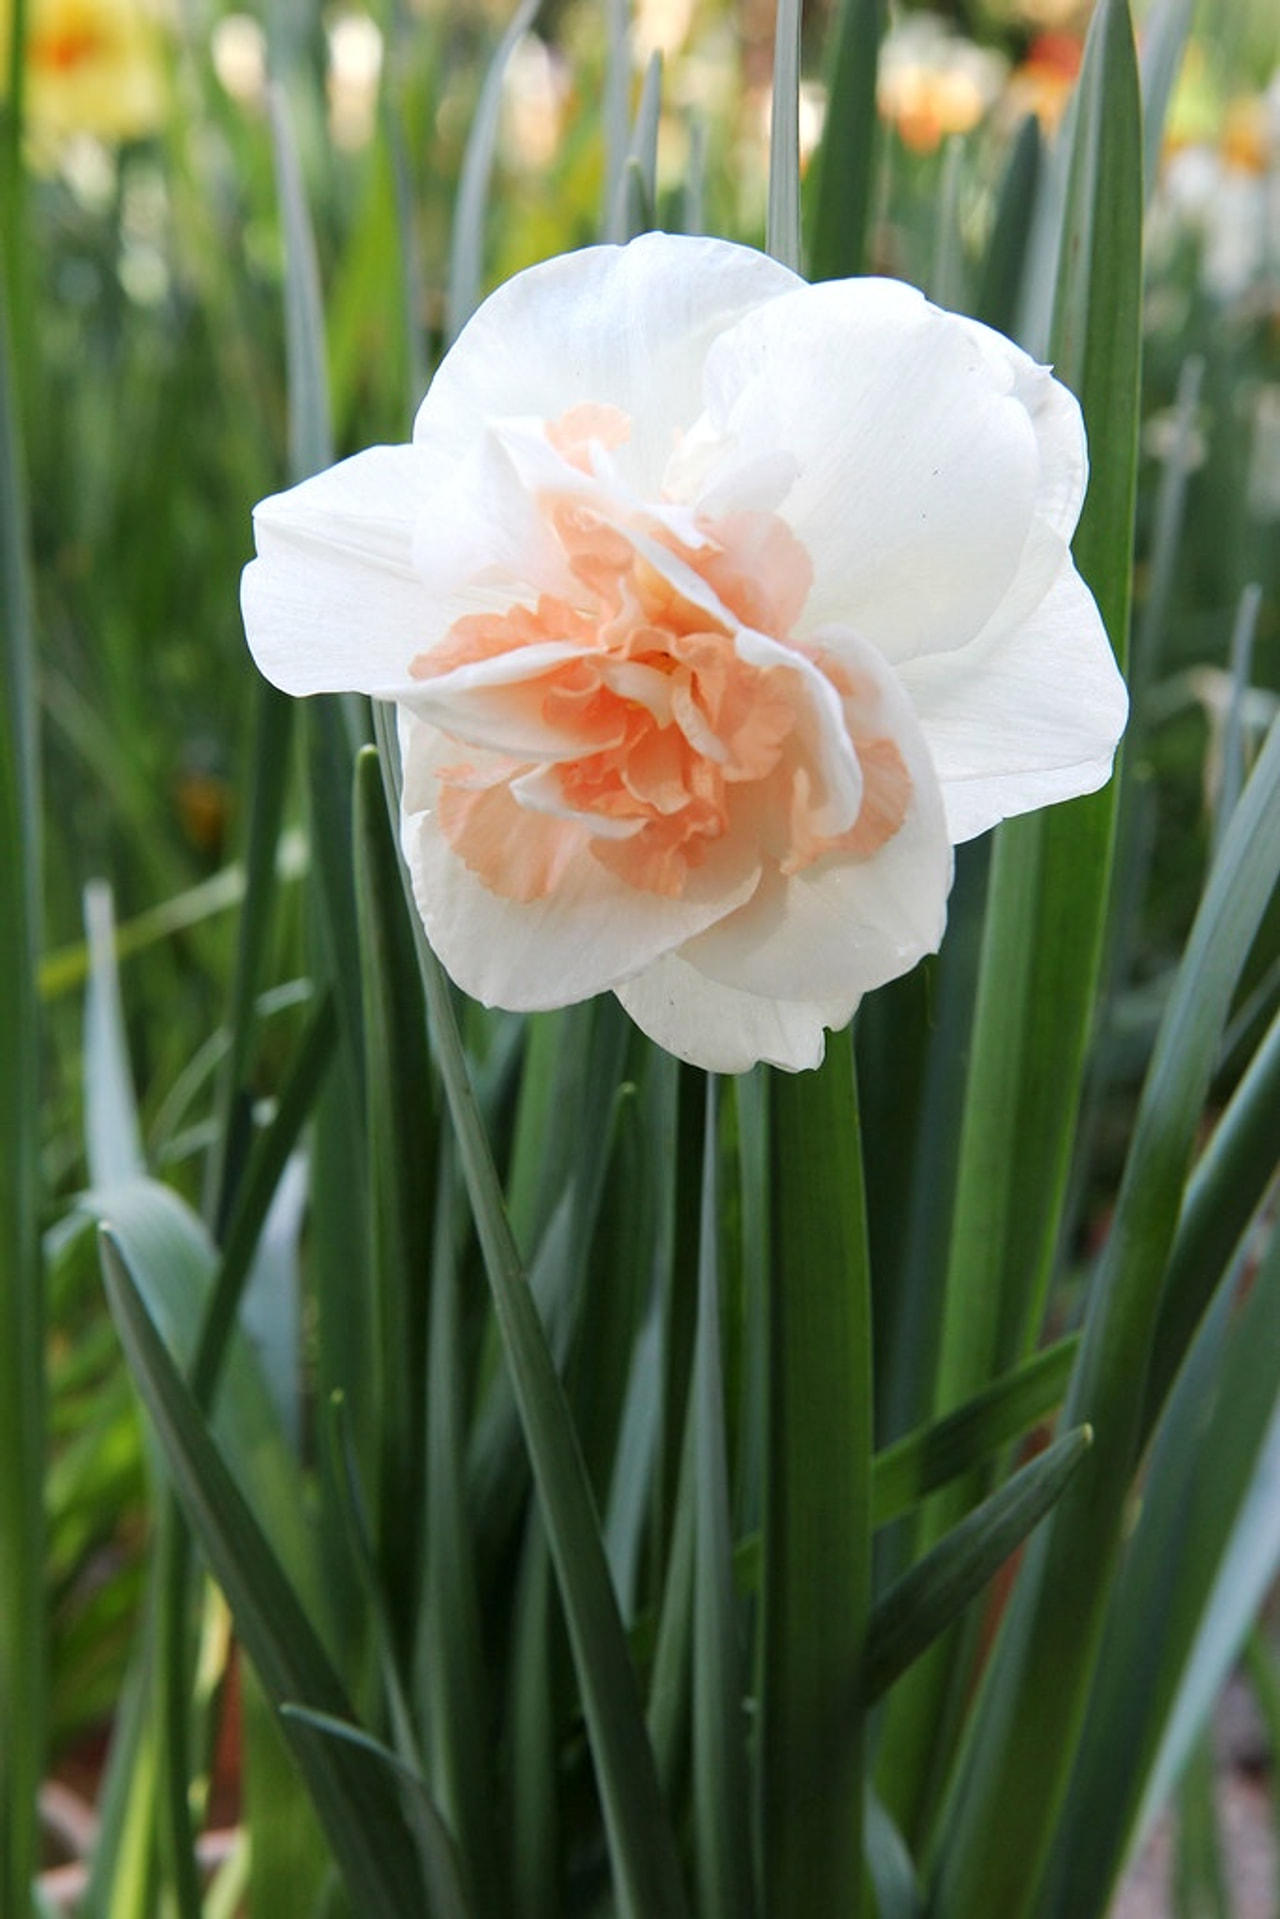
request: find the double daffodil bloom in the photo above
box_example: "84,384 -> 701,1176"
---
242,234 -> 1127,1072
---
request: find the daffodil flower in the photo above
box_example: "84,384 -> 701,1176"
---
5,0 -> 168,155
242,233 -> 1127,1072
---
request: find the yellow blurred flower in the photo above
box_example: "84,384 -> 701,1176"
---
1,0 -> 168,154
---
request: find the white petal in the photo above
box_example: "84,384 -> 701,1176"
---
407,642 -> 596,759
410,426 -> 584,623
398,715 -> 763,1008
690,277 -> 1085,662
616,952 -> 858,1073
413,234 -> 802,496
899,560 -> 1129,843
682,637 -> 952,1000
242,445 -> 443,698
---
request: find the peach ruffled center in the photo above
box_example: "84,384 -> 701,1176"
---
410,407 -> 912,905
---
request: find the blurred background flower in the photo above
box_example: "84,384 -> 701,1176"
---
1,0 -> 169,162
877,10 -> 1009,154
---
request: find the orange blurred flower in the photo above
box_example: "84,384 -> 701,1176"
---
1005,31 -> 1083,132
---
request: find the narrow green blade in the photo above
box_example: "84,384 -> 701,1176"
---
99,1235 -> 424,1917
807,0 -> 886,281
871,1339 -> 1078,1528
932,712 -> 1280,1919
0,240 -> 43,1919
353,748 -> 433,1654
766,0 -> 803,271
447,0 -> 542,342
691,1080 -> 756,1919
761,1037 -> 872,1916
1040,1216 -> 1280,1915
1141,1006 -> 1280,1442
867,1426 -> 1092,1704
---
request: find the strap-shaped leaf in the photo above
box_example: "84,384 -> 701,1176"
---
0,253 -> 43,1919
100,1233 -> 430,1918
448,0 -> 542,339
934,708 -> 1280,1919
867,1427 -> 1092,1704
691,1081 -> 756,1919
762,1038 -> 872,1916
766,0 -> 803,271
872,1339 -> 1078,1528
808,0 -> 886,280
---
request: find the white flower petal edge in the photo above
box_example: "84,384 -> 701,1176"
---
410,234 -> 803,492
243,445 -> 445,699
616,953 -> 858,1075
240,232 -> 1129,1074
685,276 -> 1086,661
901,561 -> 1130,843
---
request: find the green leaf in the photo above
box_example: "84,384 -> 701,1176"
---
871,1338 -> 1078,1528
421,1146 -> 503,1919
691,1079 -> 756,1919
266,84 -> 332,484
1141,1004 -> 1280,1446
1043,1215 -> 1280,1913
761,1038 -> 872,1916
807,0 -> 885,281
600,0 -> 632,234
447,0 -> 542,341
608,52 -> 663,243
865,1790 -> 923,1919
1138,0 -> 1196,205
932,706 -> 1280,1919
87,1179 -> 320,1602
506,1517 -> 561,1919
867,1426 -> 1092,1704
0,258 -> 43,1919
195,991 -> 337,1410
82,882 -> 146,1189
766,0 -> 803,271
353,747 -> 433,1653
77,1643 -> 157,1919
278,1706 -> 473,1917
241,1667 -> 331,1919
973,114 -> 1041,335
1172,1735 -> 1228,1919
646,1396 -> 696,1804
201,679 -> 295,1241
99,1234 -> 426,1918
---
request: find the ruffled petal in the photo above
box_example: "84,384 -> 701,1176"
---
413,234 -> 803,496
397,714 -> 764,1008
683,634 -> 952,999
898,560 -> 1128,843
685,277 -> 1085,663
242,445 -> 444,698
615,951 -> 858,1073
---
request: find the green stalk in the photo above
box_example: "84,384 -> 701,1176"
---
761,1037 -> 873,1914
